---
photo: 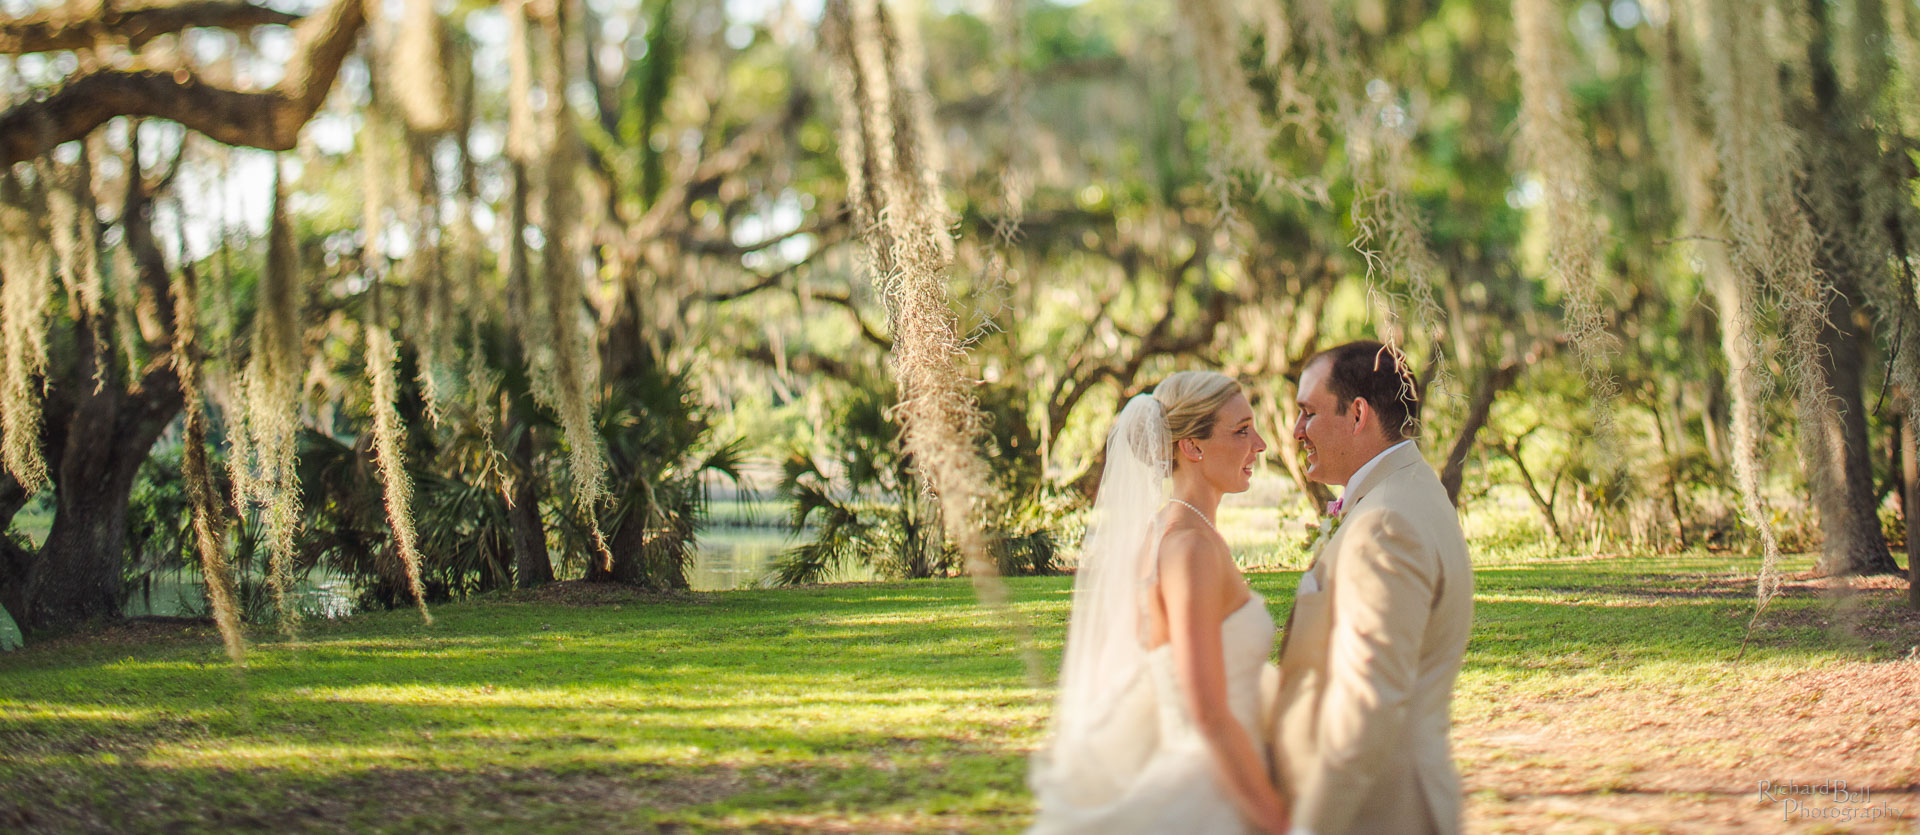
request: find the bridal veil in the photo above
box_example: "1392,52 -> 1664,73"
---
1029,392 -> 1172,811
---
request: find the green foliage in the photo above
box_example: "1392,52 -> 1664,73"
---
772,382 -> 1062,585
570,360 -> 748,589
22,0 -> 1920,641
267,296 -> 749,600
122,435 -> 331,625
295,428 -> 448,609
291,322 -> 520,606
773,386 -> 943,584
122,443 -> 196,612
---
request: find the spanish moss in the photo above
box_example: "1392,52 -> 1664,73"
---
365,321 -> 433,624
1699,0 -> 1832,611
1514,0 -> 1624,469
406,132 -> 457,428
0,173 -> 50,492
239,168 -> 306,634
393,0 -> 454,134
170,258 -> 245,664
1654,0 -> 1784,607
535,0 -> 611,526
1179,0 -> 1325,216
1297,0 -> 1450,412
825,0 -> 1039,683
46,152 -> 104,333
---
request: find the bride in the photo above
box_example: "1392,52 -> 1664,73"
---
1030,371 -> 1289,834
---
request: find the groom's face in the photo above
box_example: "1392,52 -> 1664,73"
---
1293,359 -> 1371,487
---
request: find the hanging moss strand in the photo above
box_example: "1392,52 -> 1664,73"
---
365,319 -> 434,624
0,174 -> 50,493
824,0 -> 1041,684
170,260 -> 246,664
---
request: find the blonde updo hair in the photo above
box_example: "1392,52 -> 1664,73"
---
1152,371 -> 1243,460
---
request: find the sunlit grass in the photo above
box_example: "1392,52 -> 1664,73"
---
0,546 -> 1905,832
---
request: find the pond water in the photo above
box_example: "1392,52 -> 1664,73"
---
690,527 -> 792,590
691,527 -> 879,589
0,606 -> 17,651
0,525 -> 840,650
123,568 -> 362,621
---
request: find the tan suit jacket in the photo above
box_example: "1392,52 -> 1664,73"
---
1270,443 -> 1473,835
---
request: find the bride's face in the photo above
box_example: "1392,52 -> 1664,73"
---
1179,392 -> 1266,493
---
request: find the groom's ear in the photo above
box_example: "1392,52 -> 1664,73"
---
1348,396 -> 1371,434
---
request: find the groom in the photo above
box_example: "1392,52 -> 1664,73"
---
1270,341 -> 1474,835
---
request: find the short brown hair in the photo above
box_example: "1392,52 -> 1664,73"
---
1306,341 -> 1420,440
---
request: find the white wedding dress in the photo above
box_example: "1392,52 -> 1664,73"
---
1030,570 -> 1276,833
1128,593 -> 1276,832
1030,393 -> 1277,834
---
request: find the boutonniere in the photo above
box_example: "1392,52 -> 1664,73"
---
1307,498 -> 1345,557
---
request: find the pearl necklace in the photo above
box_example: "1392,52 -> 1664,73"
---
1170,498 -> 1218,533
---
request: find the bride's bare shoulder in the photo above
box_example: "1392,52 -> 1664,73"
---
1155,520 -> 1229,573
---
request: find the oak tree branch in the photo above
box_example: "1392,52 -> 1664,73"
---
0,0 -> 363,167
0,0 -> 301,55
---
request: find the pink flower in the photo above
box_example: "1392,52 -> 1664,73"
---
1325,498 -> 1343,516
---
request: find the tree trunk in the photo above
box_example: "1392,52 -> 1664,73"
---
1498,436 -> 1563,544
1647,389 -> 1688,549
1905,416 -> 1920,609
588,501 -> 690,589
1891,414 -> 1906,512
587,512 -> 637,584
1697,318 -> 1728,467
1441,359 -> 1521,506
23,499 -> 130,632
498,125 -> 550,590
1803,265 -> 1900,575
584,410 -> 702,589
506,405 -> 551,589
19,357 -> 181,634
896,481 -> 937,579
1802,0 -> 1902,577
0,537 -> 29,631
17,148 -> 185,634
587,480 -> 643,584
0,472 -> 33,629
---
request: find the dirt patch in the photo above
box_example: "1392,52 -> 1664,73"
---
0,763 -> 762,833
1750,595 -> 1920,658
1703,574 -> 1920,661
1463,575 -> 1920,833
14,617 -> 228,656
1523,571 -> 1920,659
1462,660 -> 1920,832
1703,570 -> 1917,595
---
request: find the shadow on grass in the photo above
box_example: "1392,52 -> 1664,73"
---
0,554 -> 1905,832
0,583 -> 1047,832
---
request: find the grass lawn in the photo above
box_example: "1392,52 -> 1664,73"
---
1,552 -> 1916,833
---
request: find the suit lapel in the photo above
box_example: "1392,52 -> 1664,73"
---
1340,442 -> 1424,514
1279,443 -> 1425,655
